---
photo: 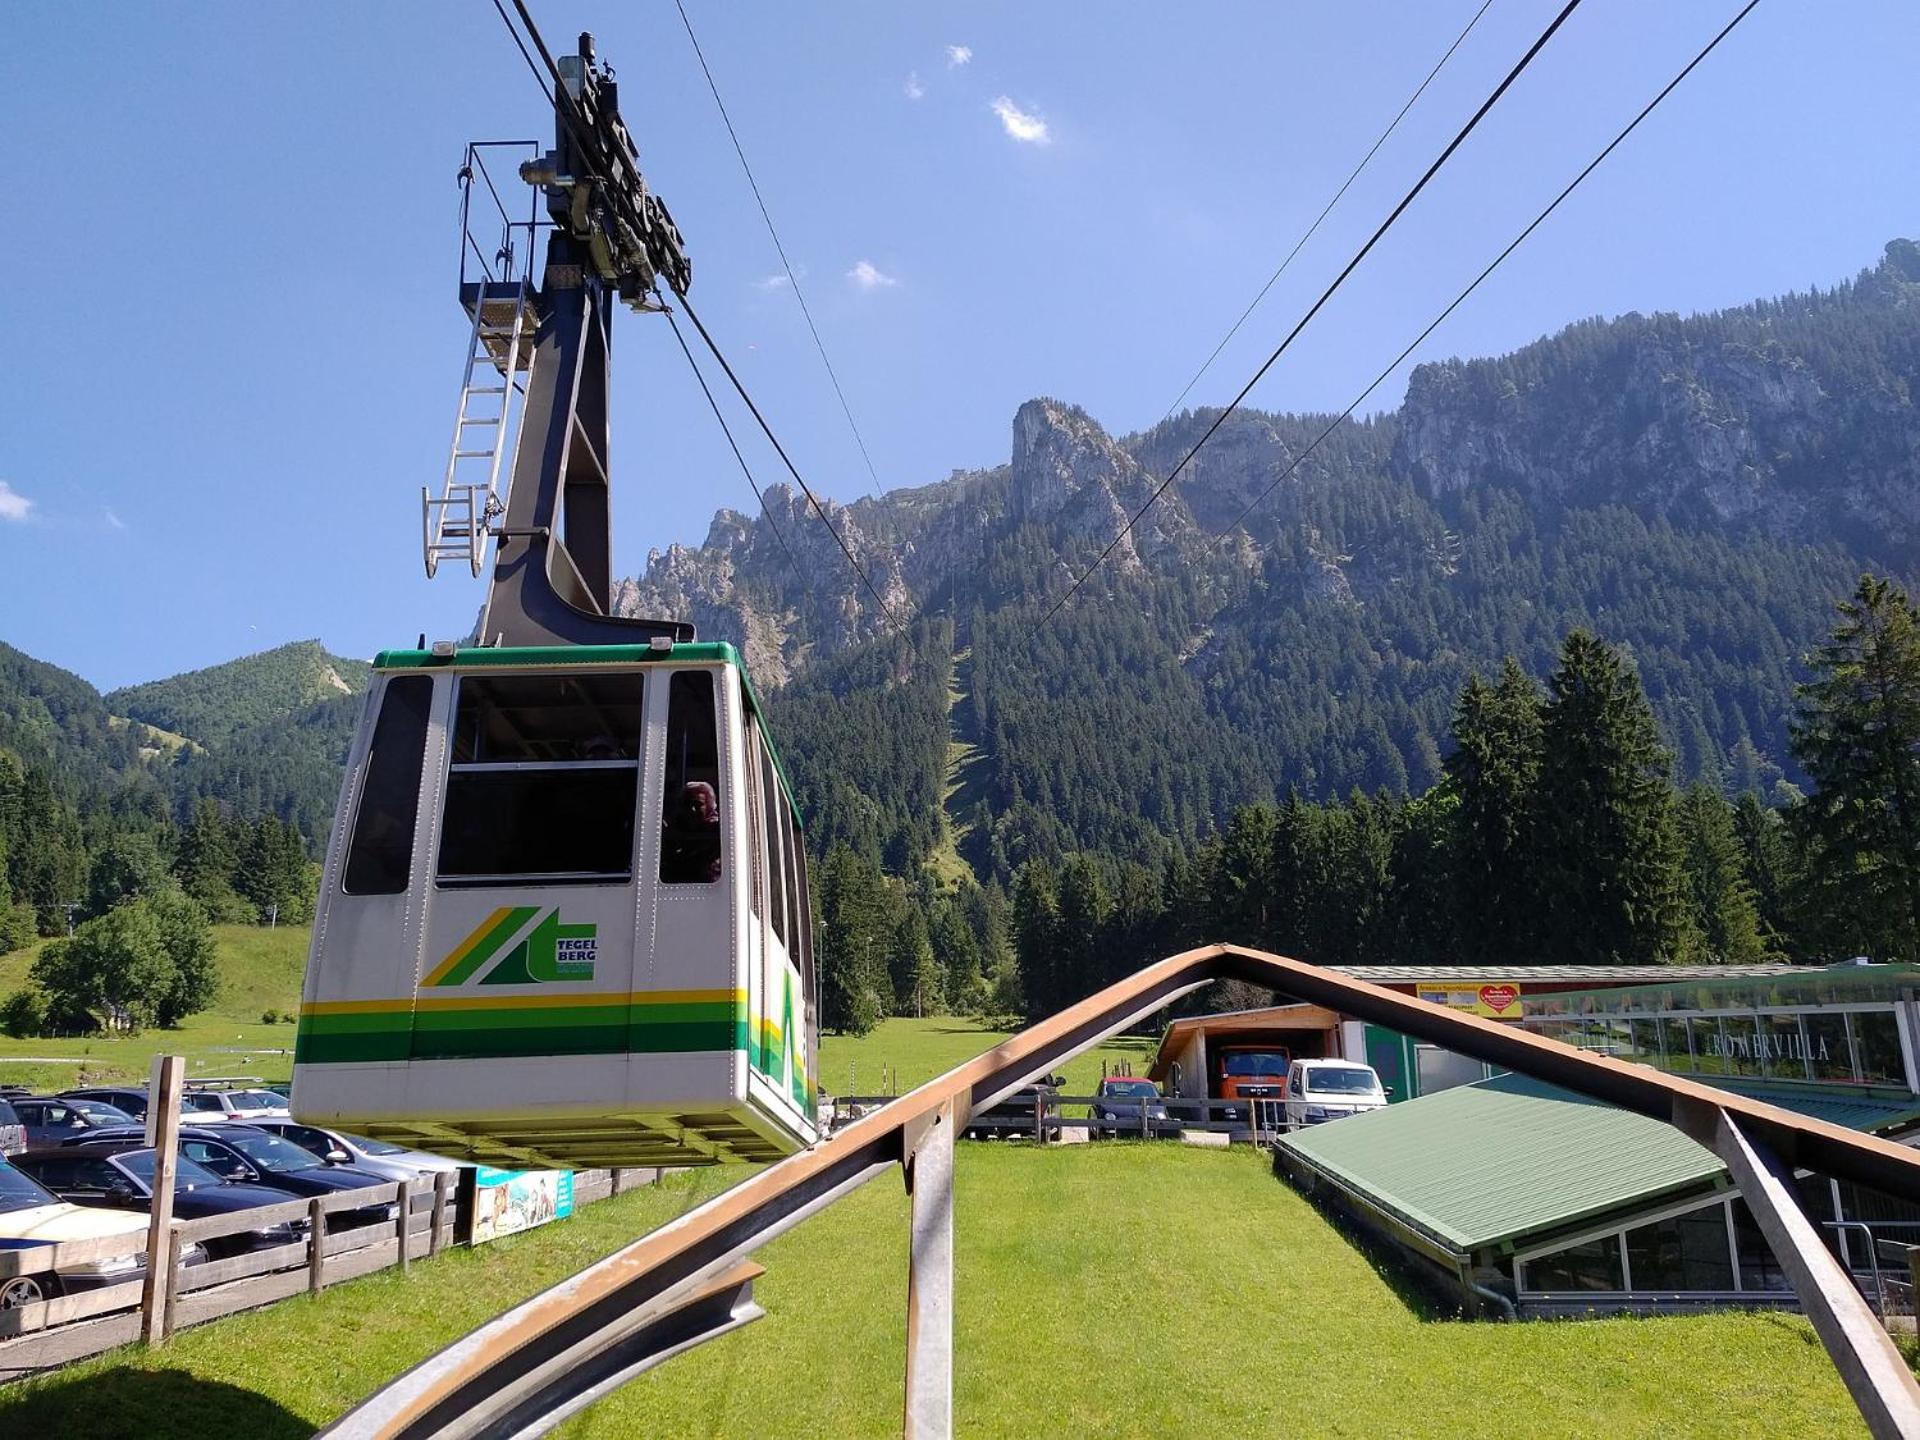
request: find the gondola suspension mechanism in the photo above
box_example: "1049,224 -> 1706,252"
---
294,29 -> 819,1168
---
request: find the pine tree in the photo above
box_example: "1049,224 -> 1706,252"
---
1791,575 -> 1920,962
815,845 -> 891,1035
1676,784 -> 1768,963
1054,855 -> 1111,1010
888,906 -> 941,1017
1732,792 -> 1797,954
1211,804 -> 1277,946
1445,659 -> 1543,964
1011,862 -> 1061,1019
1532,632 -> 1695,965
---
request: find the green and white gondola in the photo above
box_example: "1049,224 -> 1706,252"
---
292,641 -> 818,1168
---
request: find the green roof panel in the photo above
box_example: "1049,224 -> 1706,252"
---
1275,1072 -> 1725,1255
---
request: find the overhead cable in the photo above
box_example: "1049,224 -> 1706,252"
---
661,302 -> 814,602
674,292 -> 905,629
1214,0 -> 1764,540
1162,0 -> 1497,422
1035,0 -> 1585,631
673,0 -> 889,501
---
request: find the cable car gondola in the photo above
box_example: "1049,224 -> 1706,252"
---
292,37 -> 817,1167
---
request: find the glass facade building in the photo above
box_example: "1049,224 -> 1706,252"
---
1519,966 -> 1920,1092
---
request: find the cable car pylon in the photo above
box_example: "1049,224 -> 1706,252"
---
293,32 -> 819,1171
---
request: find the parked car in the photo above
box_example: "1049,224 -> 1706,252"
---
14,1144 -> 308,1259
0,1099 -> 24,1158
1212,1045 -> 1292,1123
1282,1059 -> 1388,1130
0,1158 -> 168,1309
1090,1078 -> 1181,1139
965,1079 -> 1064,1141
76,1125 -> 397,1230
12,1097 -> 137,1150
59,1087 -> 153,1122
248,1120 -> 463,1186
184,1088 -> 291,1121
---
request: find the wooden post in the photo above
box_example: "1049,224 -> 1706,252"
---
430,1170 -> 449,1256
309,1197 -> 327,1294
140,1055 -> 184,1346
396,1179 -> 412,1272
162,1229 -> 183,1339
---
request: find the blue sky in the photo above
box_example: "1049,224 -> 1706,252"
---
3,1 -> 1915,690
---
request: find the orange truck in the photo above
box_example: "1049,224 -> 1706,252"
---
1212,1044 -> 1292,1122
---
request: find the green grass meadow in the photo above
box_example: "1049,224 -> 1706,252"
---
0,1145 -> 1863,1438
0,926 -> 307,1093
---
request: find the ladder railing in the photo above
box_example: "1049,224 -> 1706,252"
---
424,281 -> 535,579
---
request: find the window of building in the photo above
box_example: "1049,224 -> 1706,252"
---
1852,1010 -> 1905,1086
1731,1199 -> 1790,1291
1660,1016 -> 1692,1072
1522,1235 -> 1624,1292
1762,1013 -> 1809,1081
1805,1011 -> 1854,1081
1625,1205 -> 1734,1291
1626,1018 -> 1660,1066
659,672 -> 723,886
344,676 -> 434,895
439,672 -> 643,884
1689,1017 -> 1728,1076
1719,1014 -> 1763,1077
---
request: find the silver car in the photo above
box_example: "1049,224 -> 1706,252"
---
249,1120 -> 462,1185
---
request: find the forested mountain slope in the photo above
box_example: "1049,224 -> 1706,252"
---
638,241 -> 1920,881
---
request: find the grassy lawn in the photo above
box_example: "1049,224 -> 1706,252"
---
818,1016 -> 1157,1099
0,926 -> 307,1092
0,1146 -> 1862,1438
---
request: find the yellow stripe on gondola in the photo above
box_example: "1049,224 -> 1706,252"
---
299,988 -> 747,1017
419,905 -> 521,987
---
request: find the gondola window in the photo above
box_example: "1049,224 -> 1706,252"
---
660,672 -> 724,884
437,672 -> 645,884
344,675 -> 433,895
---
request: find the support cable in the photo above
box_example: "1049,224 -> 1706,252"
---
1035,0 -> 1584,631
1214,0 -> 1763,540
661,302 -> 814,602
675,292 -> 905,629
495,0 -> 897,626
673,0 -> 888,501
1161,0 -> 1496,422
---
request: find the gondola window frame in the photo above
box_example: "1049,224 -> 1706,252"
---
342,674 -> 435,896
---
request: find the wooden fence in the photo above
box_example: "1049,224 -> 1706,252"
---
0,1166 -> 648,1380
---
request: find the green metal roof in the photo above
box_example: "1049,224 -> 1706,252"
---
1701,1077 -> 1920,1133
1276,1073 -> 1725,1255
1278,1071 -> 1920,1258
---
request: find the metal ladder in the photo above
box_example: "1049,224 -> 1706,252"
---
423,282 -> 536,578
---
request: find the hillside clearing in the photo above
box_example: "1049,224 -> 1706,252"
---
0,1146 -> 1862,1438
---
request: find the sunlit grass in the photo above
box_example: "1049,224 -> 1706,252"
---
0,1146 -> 1862,1438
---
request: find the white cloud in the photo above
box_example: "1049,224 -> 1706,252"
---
753,273 -> 791,291
945,44 -> 972,68
0,481 -> 32,522
847,259 -> 898,291
990,96 -> 1051,145
105,507 -> 126,531
903,70 -> 925,101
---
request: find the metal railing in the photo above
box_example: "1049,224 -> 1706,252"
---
322,943 -> 1920,1440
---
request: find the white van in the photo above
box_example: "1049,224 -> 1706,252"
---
1283,1059 -> 1387,1130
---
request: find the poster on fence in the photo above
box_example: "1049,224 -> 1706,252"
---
464,1167 -> 574,1245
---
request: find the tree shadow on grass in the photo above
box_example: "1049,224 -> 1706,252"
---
0,1365 -> 313,1440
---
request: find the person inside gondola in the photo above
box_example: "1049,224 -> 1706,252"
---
662,780 -> 722,883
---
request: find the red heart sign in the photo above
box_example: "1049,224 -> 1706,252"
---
1479,985 -> 1519,1013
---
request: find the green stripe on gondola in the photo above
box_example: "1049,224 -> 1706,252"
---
294,1004 -> 748,1064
